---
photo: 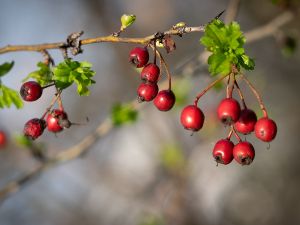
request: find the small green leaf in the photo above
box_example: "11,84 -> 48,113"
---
111,103 -> 138,126
0,61 -> 14,77
52,59 -> 96,95
120,14 -> 136,30
23,62 -> 52,86
0,84 -> 23,109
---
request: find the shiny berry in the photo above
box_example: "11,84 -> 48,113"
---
213,139 -> 234,165
234,108 -> 257,134
217,98 -> 241,125
20,81 -> 43,102
23,118 -> 46,140
129,47 -> 149,68
140,63 -> 160,83
137,83 -> 158,102
47,109 -> 70,133
0,130 -> 7,148
180,105 -> 205,131
233,141 -> 255,165
153,90 -> 175,111
255,117 -> 277,142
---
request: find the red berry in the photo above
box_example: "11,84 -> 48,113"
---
217,98 -> 241,125
233,141 -> 255,165
140,63 -> 160,83
129,47 -> 149,68
23,118 -> 46,140
212,139 -> 234,165
0,130 -> 7,148
153,90 -> 175,111
47,109 -> 70,133
20,81 -> 43,102
234,108 -> 257,134
180,105 -> 205,131
254,117 -> 277,142
137,83 -> 158,102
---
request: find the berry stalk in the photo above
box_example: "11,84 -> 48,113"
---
240,74 -> 268,117
194,74 -> 229,106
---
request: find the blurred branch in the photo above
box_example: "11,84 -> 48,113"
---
0,7 -> 297,203
224,0 -> 241,23
245,11 -> 295,42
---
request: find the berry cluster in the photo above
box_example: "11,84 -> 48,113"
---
20,81 -> 72,140
180,70 -> 277,166
129,46 -> 176,111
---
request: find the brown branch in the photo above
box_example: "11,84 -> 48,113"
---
0,26 -> 205,55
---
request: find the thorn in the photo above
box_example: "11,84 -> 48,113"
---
215,10 -> 226,20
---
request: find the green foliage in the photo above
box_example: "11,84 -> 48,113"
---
0,84 -> 23,109
200,19 -> 255,76
120,14 -> 136,30
139,216 -> 165,225
160,144 -> 186,172
0,61 -> 14,77
23,62 -> 52,86
111,103 -> 138,126
172,78 -> 191,107
15,134 -> 32,147
53,59 -> 96,96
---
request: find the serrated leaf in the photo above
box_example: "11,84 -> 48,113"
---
200,19 -> 255,75
0,61 -> 14,77
23,62 -> 52,86
111,103 -> 138,126
0,84 -> 23,109
208,53 -> 231,75
52,59 -> 96,95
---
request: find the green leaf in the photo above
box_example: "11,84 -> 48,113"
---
0,61 -> 14,77
200,19 -> 255,75
120,14 -> 136,30
52,59 -> 96,96
23,62 -> 52,86
0,84 -> 23,109
111,103 -> 138,126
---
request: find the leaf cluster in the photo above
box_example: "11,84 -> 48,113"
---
200,19 -> 255,76
0,61 -> 23,109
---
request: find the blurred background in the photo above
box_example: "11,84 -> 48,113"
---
0,0 -> 300,224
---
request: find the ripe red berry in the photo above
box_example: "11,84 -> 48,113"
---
234,108 -> 257,134
129,47 -> 149,68
137,83 -> 158,102
0,130 -> 7,148
20,81 -> 43,102
153,90 -> 175,111
217,98 -> 241,125
212,139 -> 234,165
23,118 -> 46,140
47,109 -> 70,133
180,105 -> 205,131
254,117 -> 277,142
233,141 -> 255,165
140,63 -> 160,83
